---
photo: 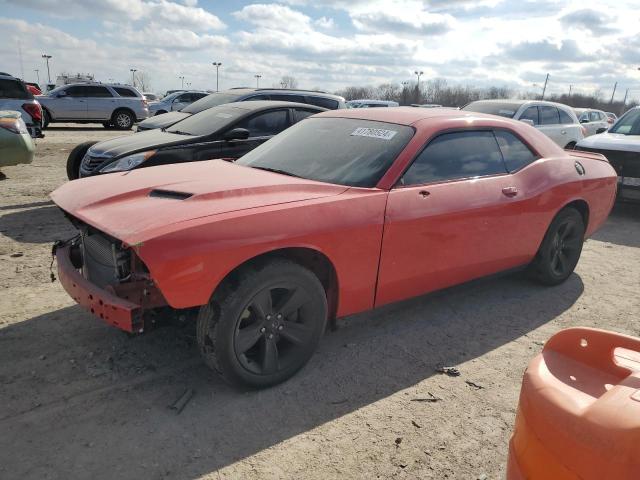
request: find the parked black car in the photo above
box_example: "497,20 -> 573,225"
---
66,101 -> 326,180
136,88 -> 345,132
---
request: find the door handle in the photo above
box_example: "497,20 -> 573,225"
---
418,190 -> 430,198
502,186 -> 518,197
561,130 -> 567,134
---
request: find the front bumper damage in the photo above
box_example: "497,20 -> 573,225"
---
54,236 -> 167,333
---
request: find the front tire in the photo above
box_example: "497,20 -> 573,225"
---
66,141 -> 97,180
197,260 -> 328,389
564,141 -> 577,150
528,208 -> 585,286
43,109 -> 51,129
111,110 -> 134,130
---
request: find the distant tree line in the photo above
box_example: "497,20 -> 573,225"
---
334,78 -> 638,116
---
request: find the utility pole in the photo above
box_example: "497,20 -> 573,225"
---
568,84 -> 572,97
541,73 -> 549,100
42,54 -> 52,84
610,82 -> 617,104
623,88 -> 629,106
130,68 -> 137,87
34,69 -> 40,85
414,71 -> 424,103
179,76 -> 185,89
212,62 -> 221,91
254,74 -> 262,88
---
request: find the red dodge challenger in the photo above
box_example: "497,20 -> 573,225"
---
51,107 -> 617,388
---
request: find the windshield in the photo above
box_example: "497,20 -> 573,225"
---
182,92 -> 244,114
166,105 -> 246,136
609,109 -> 640,135
236,117 -> 414,187
461,101 -> 522,118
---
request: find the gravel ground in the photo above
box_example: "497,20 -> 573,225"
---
0,125 -> 638,480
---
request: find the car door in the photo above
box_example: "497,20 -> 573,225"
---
171,93 -> 192,111
54,85 -> 88,120
538,105 -> 571,146
375,130 -> 529,306
85,85 -> 115,120
194,108 -> 292,161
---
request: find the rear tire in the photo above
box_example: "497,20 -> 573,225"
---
66,141 -> 98,180
111,110 -> 134,130
196,259 -> 328,389
564,141 -> 577,149
528,208 -> 585,286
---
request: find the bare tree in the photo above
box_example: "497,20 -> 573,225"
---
280,75 -> 298,89
134,71 -> 152,92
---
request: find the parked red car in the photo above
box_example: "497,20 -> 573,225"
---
51,108 -> 617,388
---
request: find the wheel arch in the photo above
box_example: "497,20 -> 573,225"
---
209,247 -> 340,322
560,199 -> 590,232
112,106 -> 136,118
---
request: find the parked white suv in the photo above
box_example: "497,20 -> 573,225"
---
462,100 -> 584,148
0,74 -> 43,138
38,83 -> 149,130
574,108 -> 609,137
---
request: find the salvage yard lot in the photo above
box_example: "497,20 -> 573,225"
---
1,125 -> 639,480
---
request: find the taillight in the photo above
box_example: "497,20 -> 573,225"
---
22,103 -> 42,123
580,126 -> 587,137
0,117 -> 29,135
142,98 -> 148,107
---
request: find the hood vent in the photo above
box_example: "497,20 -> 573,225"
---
149,189 -> 193,200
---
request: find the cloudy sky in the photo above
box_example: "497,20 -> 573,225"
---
1,0 -> 639,100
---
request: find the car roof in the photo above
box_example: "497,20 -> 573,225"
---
574,107 -> 604,114
223,88 -> 344,101
225,100 -> 327,112
317,106 -> 499,126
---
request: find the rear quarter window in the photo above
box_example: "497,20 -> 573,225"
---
494,130 -> 537,172
113,87 -> 138,97
306,96 -> 339,109
0,79 -> 31,99
560,109 -> 576,124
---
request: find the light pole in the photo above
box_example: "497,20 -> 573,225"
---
568,84 -> 572,97
34,69 -> 40,85
254,74 -> 262,88
541,73 -> 549,100
212,62 -> 221,92
610,82 -> 618,104
130,68 -> 137,87
42,54 -> 52,84
179,76 -> 185,89
414,71 -> 423,103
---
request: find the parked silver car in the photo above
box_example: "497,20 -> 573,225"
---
462,100 -> 584,149
574,108 -> 609,137
38,83 -> 149,130
148,90 -> 209,116
0,74 -> 43,138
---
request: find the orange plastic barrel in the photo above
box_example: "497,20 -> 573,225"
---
507,327 -> 640,479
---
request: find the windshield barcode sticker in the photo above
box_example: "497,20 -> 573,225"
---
351,127 -> 397,140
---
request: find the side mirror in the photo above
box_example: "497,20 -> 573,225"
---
520,119 -> 535,127
596,127 -> 607,134
223,128 -> 250,141
580,118 -> 589,124
56,91 -> 67,98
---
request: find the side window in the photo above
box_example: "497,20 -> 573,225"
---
559,109 -> 575,124
306,96 -> 339,109
293,108 -> 318,122
590,111 -> 600,122
83,86 -> 113,97
519,107 -> 539,125
236,110 -> 289,137
539,106 -> 560,125
244,94 -> 270,101
113,87 -> 137,97
176,93 -> 191,102
65,86 -> 85,97
270,94 -> 305,103
193,93 -> 208,101
494,130 -> 537,173
402,131 -> 507,186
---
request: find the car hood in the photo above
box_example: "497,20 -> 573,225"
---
137,111 -> 190,131
51,159 -> 349,245
577,132 -> 640,153
88,129 -> 198,158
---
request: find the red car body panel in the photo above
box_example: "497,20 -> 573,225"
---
51,108 -> 617,329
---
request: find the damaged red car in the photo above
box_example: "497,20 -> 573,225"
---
51,108 -> 617,388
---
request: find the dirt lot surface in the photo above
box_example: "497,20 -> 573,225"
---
1,125 -> 638,480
